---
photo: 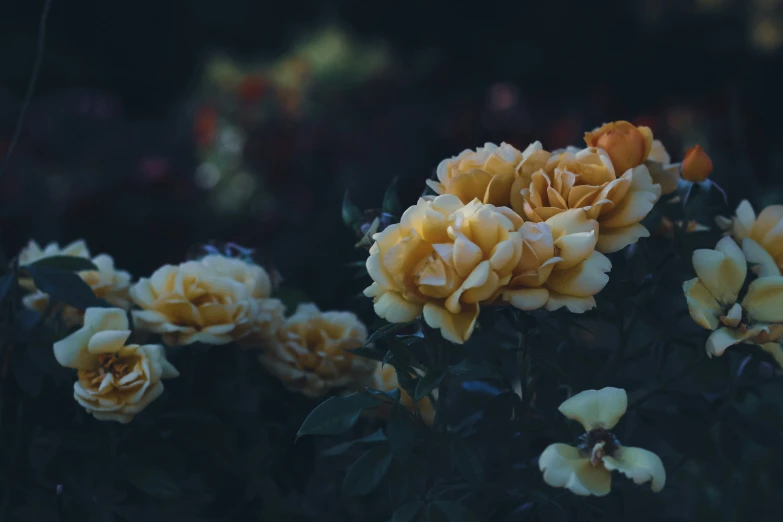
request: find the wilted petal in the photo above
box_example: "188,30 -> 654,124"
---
602,446 -> 666,493
682,278 -> 721,330
558,387 -> 627,431
692,237 -> 747,305
373,292 -> 422,324
741,276 -> 783,323
422,302 -> 479,344
539,443 -> 611,496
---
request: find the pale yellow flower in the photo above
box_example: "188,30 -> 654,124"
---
364,195 -> 524,344
427,142 -> 551,208
131,255 -> 274,345
501,209 -> 611,313
539,387 -> 665,496
717,200 -> 783,277
367,363 -> 436,426
259,303 -> 374,397
513,147 -> 662,253
19,240 -> 132,325
683,236 -> 783,357
53,307 -> 179,424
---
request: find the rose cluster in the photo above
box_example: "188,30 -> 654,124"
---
364,121 -> 694,343
18,241 -> 415,423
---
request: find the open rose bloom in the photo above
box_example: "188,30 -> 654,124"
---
364,195 -> 610,343
131,255 -> 284,346
53,308 -> 179,423
717,200 -> 783,277
259,304 -> 375,397
19,240 -> 132,325
683,236 -> 783,357
539,388 -> 665,496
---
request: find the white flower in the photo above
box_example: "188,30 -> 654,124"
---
539,387 -> 665,496
683,236 -> 783,357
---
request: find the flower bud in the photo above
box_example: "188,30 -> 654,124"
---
681,145 -> 713,183
584,121 -> 653,175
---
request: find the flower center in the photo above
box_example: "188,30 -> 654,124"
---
578,427 -> 621,467
720,302 -> 748,331
96,353 -> 132,379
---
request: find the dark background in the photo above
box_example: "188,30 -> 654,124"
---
2,0 -> 783,310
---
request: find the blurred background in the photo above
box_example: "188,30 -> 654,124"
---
2,0 -> 783,311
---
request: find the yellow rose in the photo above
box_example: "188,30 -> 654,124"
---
367,363 -> 435,426
364,195 -> 524,344
501,209 -> 611,313
426,142 -> 551,208
539,387 -> 665,496
717,200 -> 783,277
19,240 -> 132,325
131,255 -> 275,345
259,304 -> 374,397
583,120 -> 654,176
683,236 -> 783,357
514,147 -> 662,253
53,307 -> 179,424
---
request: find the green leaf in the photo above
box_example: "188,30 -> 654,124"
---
25,256 -> 98,271
433,501 -> 480,522
452,440 -> 484,489
387,406 -> 414,459
367,322 -> 413,346
414,370 -> 446,401
366,386 -> 402,403
391,500 -> 423,522
25,266 -> 102,310
342,191 -> 363,230
297,392 -> 381,439
382,177 -> 401,217
322,429 -> 387,456
342,446 -> 393,497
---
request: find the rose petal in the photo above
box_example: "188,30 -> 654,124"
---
558,387 -> 627,431
741,276 -> 783,323
502,288 -> 549,311
422,302 -> 479,344
373,292 -> 423,324
692,237 -> 746,305
539,443 -> 611,497
595,223 -> 650,253
545,251 -> 611,298
682,278 -> 721,330
602,446 -> 666,493
706,326 -> 766,358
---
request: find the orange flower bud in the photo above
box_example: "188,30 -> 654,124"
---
584,121 -> 654,175
681,145 -> 713,183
